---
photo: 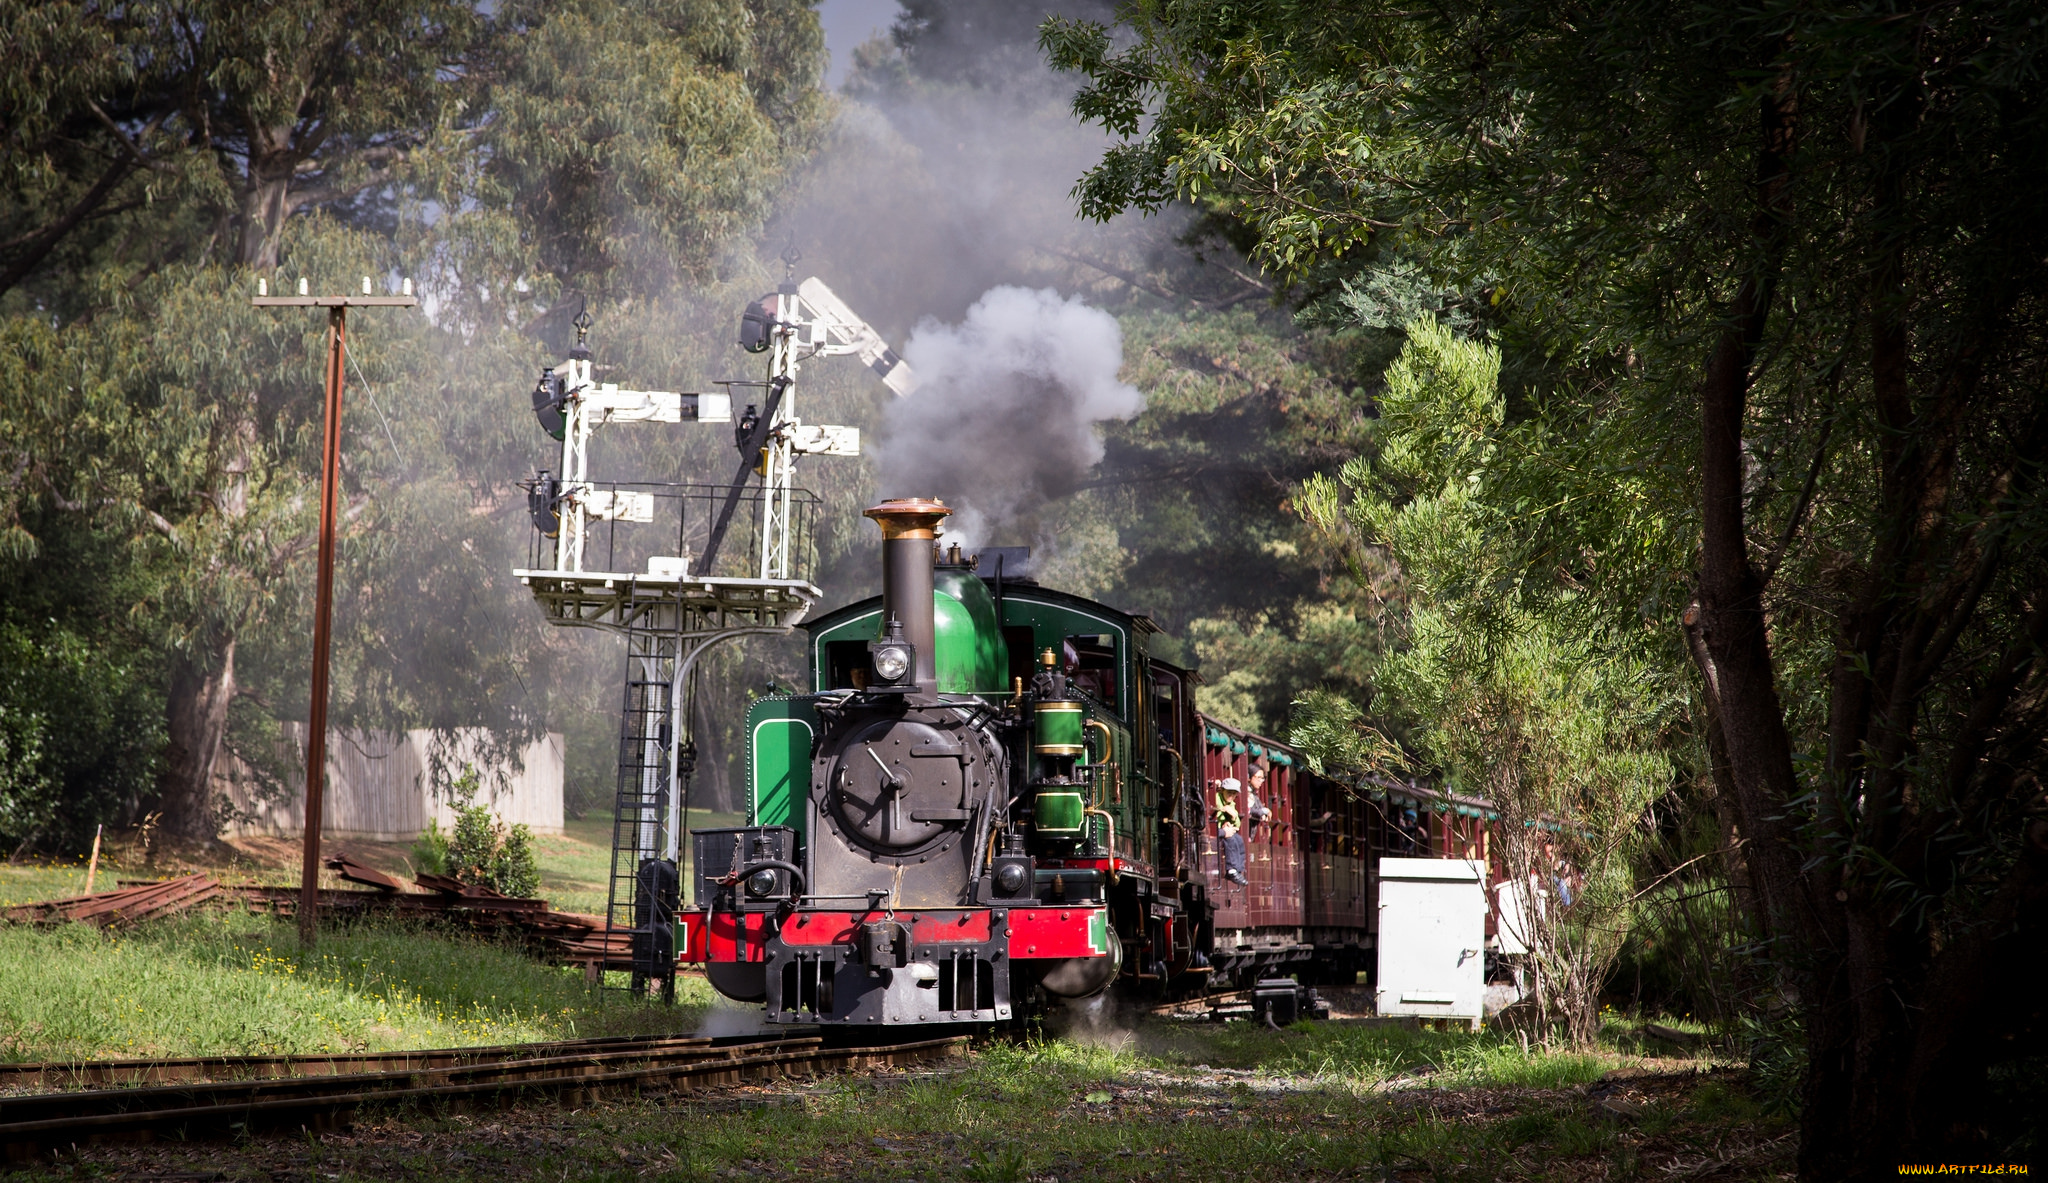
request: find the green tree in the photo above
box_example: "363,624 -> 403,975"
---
1049,0 -> 2048,1167
441,765 -> 542,898
1,0 -> 834,848
2,0 -> 482,841
1300,319 -> 1673,1045
0,0 -> 481,306
0,623 -> 163,853
470,0 -> 826,313
1084,304 -> 1393,732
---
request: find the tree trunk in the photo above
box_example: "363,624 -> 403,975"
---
1683,74 -> 2048,1175
691,690 -> 732,814
1683,84 -> 1822,960
159,637 -> 236,840
237,124 -> 300,269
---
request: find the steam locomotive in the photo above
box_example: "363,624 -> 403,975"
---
677,498 -> 1502,1026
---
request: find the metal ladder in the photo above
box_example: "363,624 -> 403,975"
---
601,637 -> 684,1001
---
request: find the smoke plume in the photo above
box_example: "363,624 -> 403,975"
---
696,998 -> 775,1038
872,285 -> 1143,543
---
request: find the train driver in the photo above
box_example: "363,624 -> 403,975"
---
1214,778 -> 1249,885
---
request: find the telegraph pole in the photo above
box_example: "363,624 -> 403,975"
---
253,278 -> 417,945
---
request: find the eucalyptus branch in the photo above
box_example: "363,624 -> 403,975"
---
86,101 -> 171,172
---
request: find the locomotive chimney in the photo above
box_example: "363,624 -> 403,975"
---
864,497 -> 951,691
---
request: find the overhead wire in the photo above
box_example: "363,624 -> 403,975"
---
342,342 -> 406,471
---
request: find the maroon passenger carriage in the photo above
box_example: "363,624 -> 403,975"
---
1188,718 -> 1504,986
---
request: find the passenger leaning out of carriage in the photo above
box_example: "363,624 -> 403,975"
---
1213,778 -> 1249,885
1542,839 -> 1583,908
1244,763 -> 1274,832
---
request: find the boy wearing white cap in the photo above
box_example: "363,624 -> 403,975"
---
1214,778 -> 1248,885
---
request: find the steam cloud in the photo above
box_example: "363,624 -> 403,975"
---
872,286 -> 1143,544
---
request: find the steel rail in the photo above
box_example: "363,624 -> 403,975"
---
0,1031 -> 715,1090
0,1037 -> 802,1124
0,1036 -> 966,1162
1150,987 -> 1256,1016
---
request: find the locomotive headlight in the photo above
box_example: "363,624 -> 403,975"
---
744,868 -> 779,899
867,615 -> 915,689
871,641 -> 912,683
995,861 -> 1028,895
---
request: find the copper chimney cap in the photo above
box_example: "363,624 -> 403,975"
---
864,497 -> 952,541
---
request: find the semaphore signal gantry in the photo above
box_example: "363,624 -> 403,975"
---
516,274 -> 916,617
510,264 -> 916,999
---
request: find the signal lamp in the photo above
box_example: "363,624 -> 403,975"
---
995,861 -> 1028,895
531,368 -> 567,440
745,868 -> 779,899
869,616 -> 914,687
738,299 -> 772,353
525,471 -> 561,537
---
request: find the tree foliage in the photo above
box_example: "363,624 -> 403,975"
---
476,0 -> 827,303
1300,319 -> 1674,1046
0,0 -> 831,844
1048,0 -> 2048,1166
441,766 -> 542,900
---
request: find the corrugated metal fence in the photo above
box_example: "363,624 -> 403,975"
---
218,727 -> 564,841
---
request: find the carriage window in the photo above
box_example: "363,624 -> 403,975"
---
1062,635 -> 1118,706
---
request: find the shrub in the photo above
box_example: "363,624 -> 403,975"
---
438,764 -> 540,898
448,786 -> 499,886
0,623 -> 163,852
492,824 -> 540,899
410,819 -> 449,875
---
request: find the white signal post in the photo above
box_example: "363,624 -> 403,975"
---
546,345 -> 734,575
748,276 -> 917,582
535,276 -> 909,584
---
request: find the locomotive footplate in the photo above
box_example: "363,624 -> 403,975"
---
742,904 -> 1115,1024
766,908 -> 1011,1024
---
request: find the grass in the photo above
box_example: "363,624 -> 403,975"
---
541,810 -> 744,916
0,807 -> 752,1062
605,1027 -> 1769,1182
0,821 -> 1788,1179
0,809 -> 764,1062
24,1018 -> 1788,1181
0,910 -> 713,1061
0,855 -> 103,907
0,809 -> 749,919
1132,1014 -> 1614,1089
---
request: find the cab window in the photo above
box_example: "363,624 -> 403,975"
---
1062,634 -> 1118,707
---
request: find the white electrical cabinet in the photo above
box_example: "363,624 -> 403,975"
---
1376,857 -> 1488,1028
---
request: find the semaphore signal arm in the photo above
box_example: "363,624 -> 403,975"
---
518,277 -> 906,617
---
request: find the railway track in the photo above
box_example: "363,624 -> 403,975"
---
0,1032 -> 966,1162
0,1030 -> 717,1090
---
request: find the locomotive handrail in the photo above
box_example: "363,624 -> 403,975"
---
721,860 -> 807,902
1083,806 -> 1117,857
1084,719 -> 1121,804
1161,746 -> 1186,798
1084,718 -> 1115,766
